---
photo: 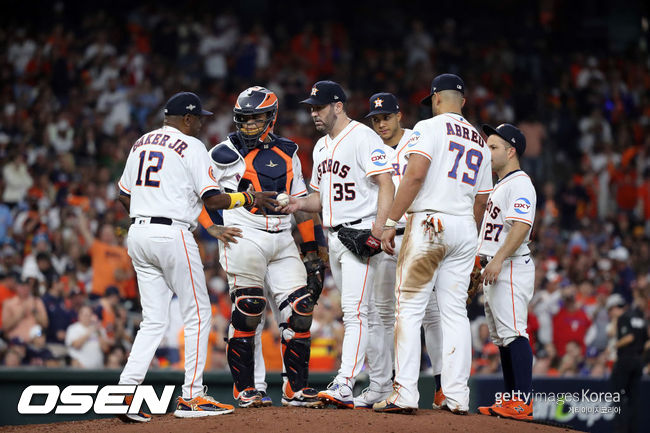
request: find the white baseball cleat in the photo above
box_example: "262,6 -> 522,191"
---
317,380 -> 354,408
353,387 -> 393,409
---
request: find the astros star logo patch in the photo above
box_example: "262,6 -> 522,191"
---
374,98 -> 384,108
311,87 -> 319,96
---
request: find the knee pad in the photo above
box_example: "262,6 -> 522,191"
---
283,287 -> 314,333
231,287 -> 266,332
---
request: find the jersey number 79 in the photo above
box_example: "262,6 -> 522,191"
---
447,141 -> 483,186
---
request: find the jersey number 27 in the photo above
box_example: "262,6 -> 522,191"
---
135,150 -> 165,187
447,141 -> 482,186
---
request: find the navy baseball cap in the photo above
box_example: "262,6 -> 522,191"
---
420,73 -> 465,106
482,123 -> 527,156
164,92 -> 213,116
300,81 -> 347,105
365,92 -> 400,118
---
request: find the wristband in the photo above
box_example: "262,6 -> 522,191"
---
198,207 -> 213,229
384,218 -> 398,228
227,192 -> 254,209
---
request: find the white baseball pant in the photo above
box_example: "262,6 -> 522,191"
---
328,229 -> 381,387
366,234 -> 441,393
120,222 -> 212,400
220,226 -> 306,391
483,255 -> 535,346
392,212 -> 476,411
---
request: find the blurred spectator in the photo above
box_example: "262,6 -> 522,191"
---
2,152 -> 33,208
2,278 -> 48,342
0,272 -> 18,328
3,339 -> 26,366
65,305 -> 109,369
105,345 -> 126,368
77,213 -> 133,298
94,286 -> 120,338
552,291 -> 591,357
24,325 -> 57,366
40,275 -> 74,345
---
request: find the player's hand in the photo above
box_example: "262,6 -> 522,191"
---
207,224 -> 243,248
482,258 -> 503,286
422,214 -> 444,241
252,191 -> 278,216
276,195 -> 302,214
381,228 -> 396,256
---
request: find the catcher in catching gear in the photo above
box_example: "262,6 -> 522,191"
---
198,86 -> 325,408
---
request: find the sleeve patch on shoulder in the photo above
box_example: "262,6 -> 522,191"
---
370,148 -> 388,166
513,197 -> 532,214
211,144 -> 240,166
406,131 -> 421,147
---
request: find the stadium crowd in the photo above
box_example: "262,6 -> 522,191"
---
0,2 -> 649,380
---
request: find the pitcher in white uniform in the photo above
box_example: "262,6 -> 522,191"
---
476,123 -> 535,421
355,92 -> 444,410
117,92 -> 275,421
377,74 -> 492,414
280,81 -> 395,408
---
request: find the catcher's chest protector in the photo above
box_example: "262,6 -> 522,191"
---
239,141 -> 295,215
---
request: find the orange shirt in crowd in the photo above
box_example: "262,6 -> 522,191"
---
89,240 -> 132,297
0,284 -> 15,328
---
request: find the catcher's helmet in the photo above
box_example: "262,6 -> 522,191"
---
233,86 -> 278,149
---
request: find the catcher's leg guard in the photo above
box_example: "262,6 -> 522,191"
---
227,288 -> 266,395
280,287 -> 314,393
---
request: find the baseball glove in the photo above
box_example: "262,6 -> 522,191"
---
467,255 -> 483,305
304,258 -> 326,303
337,227 -> 382,258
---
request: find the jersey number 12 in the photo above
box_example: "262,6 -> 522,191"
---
136,150 -> 165,187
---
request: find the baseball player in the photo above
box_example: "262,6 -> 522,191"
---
279,81 -> 395,408
356,92 -> 444,409
202,86 -> 325,409
376,74 -> 492,414
117,92 -> 276,421
475,124 -> 535,421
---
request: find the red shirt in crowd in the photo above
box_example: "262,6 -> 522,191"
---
552,305 -> 592,357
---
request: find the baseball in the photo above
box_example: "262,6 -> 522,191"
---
277,193 -> 290,207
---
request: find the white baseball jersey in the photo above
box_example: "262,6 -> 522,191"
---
118,125 -> 219,230
209,135 -> 307,232
478,170 -> 536,257
404,113 -> 493,215
309,120 -> 393,228
387,128 -> 413,226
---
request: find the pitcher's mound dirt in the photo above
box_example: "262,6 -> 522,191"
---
0,407 -> 580,433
